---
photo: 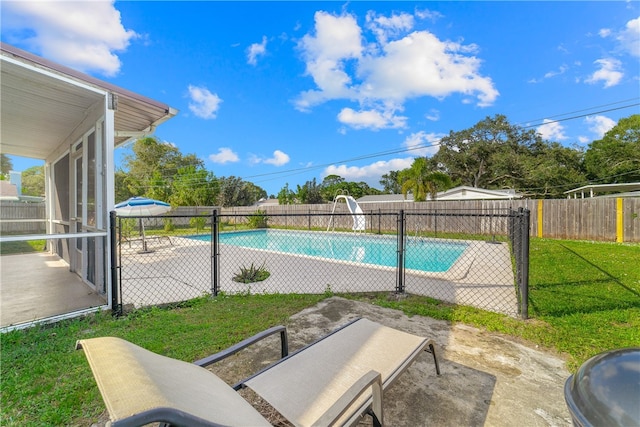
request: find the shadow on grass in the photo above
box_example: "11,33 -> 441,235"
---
529,244 -> 640,317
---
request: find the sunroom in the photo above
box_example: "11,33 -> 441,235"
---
0,42 -> 177,330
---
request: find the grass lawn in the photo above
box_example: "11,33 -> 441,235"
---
0,239 -> 45,255
1,238 -> 639,426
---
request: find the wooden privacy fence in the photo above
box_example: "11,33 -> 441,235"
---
195,197 -> 638,243
0,201 -> 46,234
3,198 -> 638,242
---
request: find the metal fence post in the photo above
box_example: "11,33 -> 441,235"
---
109,211 -> 122,316
396,210 -> 405,294
520,208 -> 530,319
212,209 -> 219,296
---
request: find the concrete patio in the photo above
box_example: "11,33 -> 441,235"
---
0,252 -> 106,329
207,297 -> 572,426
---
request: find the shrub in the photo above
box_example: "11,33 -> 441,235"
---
233,261 -> 270,283
163,218 -> 175,232
190,215 -> 207,233
247,209 -> 268,228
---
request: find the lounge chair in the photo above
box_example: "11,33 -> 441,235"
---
77,318 -> 440,427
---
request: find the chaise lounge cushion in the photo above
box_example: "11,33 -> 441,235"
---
244,318 -> 431,426
76,337 -> 271,427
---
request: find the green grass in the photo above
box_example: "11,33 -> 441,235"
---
1,294 -> 326,426
346,238 -> 640,370
1,238 -> 639,425
0,240 -> 45,255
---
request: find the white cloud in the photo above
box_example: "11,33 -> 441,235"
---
536,119 -> 568,141
366,11 -> 414,44
264,150 -> 291,166
295,11 -> 362,110
323,157 -> 414,187
414,8 -> 443,22
402,131 -> 443,157
295,10 -> 498,119
359,31 -> 498,106
585,58 -> 623,88
577,136 -> 590,144
617,17 -> 640,57
585,115 -> 616,139
250,150 -> 290,166
1,1 -> 136,76
188,85 -> 223,119
543,64 -> 569,79
247,36 -> 267,65
209,148 -> 239,164
425,109 -> 440,121
598,28 -> 612,38
337,107 -> 407,130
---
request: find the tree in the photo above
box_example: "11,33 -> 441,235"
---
216,176 -> 266,207
114,169 -> 134,203
121,136 -> 203,198
584,114 -> 640,183
319,174 -> 345,201
433,114 -> 587,198
277,183 -> 296,205
170,165 -> 218,206
434,114 -> 549,189
21,166 -> 45,197
240,182 -> 267,206
524,143 -> 586,198
380,170 -> 401,194
297,178 -> 324,204
0,154 -> 13,178
399,158 -> 452,201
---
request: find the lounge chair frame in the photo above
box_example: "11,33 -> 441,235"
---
77,317 -> 440,427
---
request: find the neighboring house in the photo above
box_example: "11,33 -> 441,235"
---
254,198 -> 280,207
433,186 -> 522,201
564,183 -> 640,199
357,187 -> 521,203
0,171 -> 44,202
0,180 -> 19,201
357,194 -> 414,204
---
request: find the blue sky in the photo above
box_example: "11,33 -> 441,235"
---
2,1 -> 639,196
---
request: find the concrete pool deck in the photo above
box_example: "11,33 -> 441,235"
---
207,296 -> 572,426
119,234 -> 519,316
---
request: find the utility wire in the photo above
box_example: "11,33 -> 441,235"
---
126,99 -> 639,190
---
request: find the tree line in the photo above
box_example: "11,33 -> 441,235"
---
1,114 -> 638,204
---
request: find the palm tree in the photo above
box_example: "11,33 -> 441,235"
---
400,158 -> 452,202
424,171 -> 452,200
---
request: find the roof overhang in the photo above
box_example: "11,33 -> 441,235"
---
0,42 -> 177,160
564,183 -> 640,197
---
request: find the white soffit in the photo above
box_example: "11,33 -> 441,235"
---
0,42 -> 177,160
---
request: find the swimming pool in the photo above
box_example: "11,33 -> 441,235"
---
189,229 -> 468,273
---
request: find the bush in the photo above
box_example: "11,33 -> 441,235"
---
190,216 -> 207,233
247,209 -> 268,228
163,218 -> 175,232
233,261 -> 270,283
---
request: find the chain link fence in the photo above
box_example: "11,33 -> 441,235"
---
112,208 -> 530,318
111,213 -> 215,315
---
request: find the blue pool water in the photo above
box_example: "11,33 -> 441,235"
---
189,230 -> 468,273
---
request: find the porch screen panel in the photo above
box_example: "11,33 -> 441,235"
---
87,131 -> 96,227
53,154 -> 70,261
